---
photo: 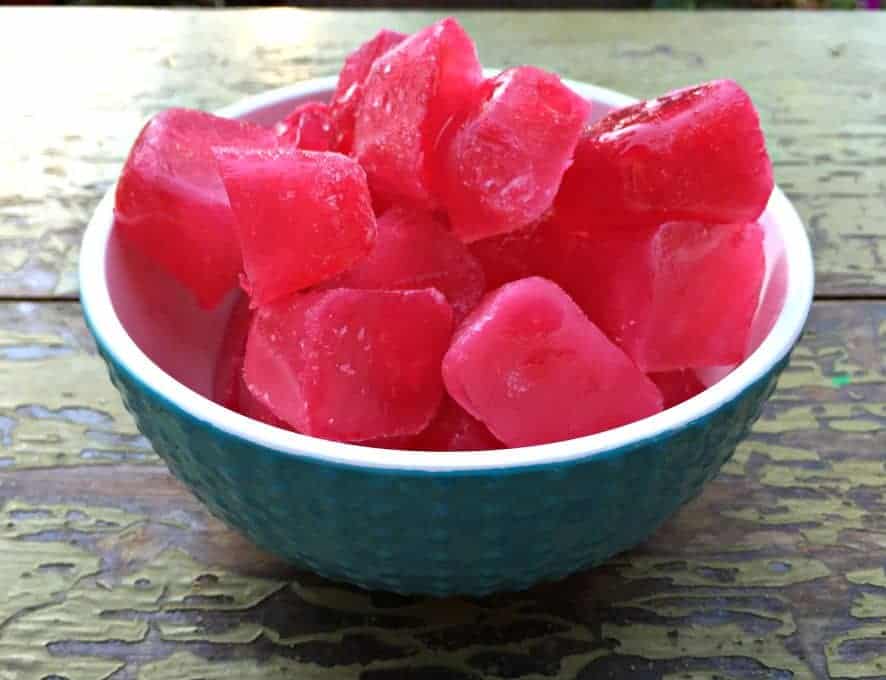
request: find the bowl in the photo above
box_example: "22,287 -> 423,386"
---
79,75 -> 814,596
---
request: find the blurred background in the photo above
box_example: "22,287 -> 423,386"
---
2,1 -> 881,8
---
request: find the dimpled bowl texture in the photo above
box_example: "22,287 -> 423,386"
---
80,75 -> 814,596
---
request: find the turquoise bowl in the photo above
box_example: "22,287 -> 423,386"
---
80,77 -> 814,596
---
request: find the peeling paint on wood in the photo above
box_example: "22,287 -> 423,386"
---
0,301 -> 882,678
0,7 -> 884,678
0,304 -> 155,470
0,9 -> 884,297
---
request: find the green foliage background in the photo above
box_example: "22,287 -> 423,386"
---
654,0 -> 859,7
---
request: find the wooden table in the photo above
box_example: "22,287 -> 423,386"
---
0,7 -> 883,679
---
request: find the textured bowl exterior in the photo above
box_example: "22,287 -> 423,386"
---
92,322 -> 789,596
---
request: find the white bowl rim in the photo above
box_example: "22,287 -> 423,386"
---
79,74 -> 815,473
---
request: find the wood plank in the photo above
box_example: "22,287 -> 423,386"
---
0,300 -> 882,678
0,8 -> 884,299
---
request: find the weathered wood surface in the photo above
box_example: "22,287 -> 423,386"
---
0,301 -> 882,679
0,8 -> 884,297
1,7 -> 884,679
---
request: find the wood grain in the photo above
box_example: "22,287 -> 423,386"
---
0,300 -> 882,679
0,8 -> 883,298
1,8 -> 883,678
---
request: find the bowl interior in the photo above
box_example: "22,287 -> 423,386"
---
84,76 -> 810,472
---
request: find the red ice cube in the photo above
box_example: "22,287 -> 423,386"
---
212,295 -> 290,429
468,220 -> 559,291
649,370 -> 707,410
214,147 -> 376,307
329,207 -> 485,322
352,18 -> 482,208
369,396 -> 502,451
275,102 -> 336,151
114,108 -> 276,309
331,29 -> 407,154
244,288 -> 453,442
213,295 -> 253,411
554,80 -> 773,235
442,277 -> 663,447
548,221 -> 765,372
439,66 -> 591,242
